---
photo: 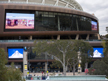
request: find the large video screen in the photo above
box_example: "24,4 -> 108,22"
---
93,47 -> 104,58
91,21 -> 97,31
5,13 -> 34,29
8,48 -> 24,59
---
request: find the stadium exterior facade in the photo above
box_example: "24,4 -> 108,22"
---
0,0 -> 102,72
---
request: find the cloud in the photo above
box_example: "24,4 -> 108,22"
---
76,0 -> 108,35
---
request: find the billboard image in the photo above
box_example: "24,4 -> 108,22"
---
8,48 -> 23,58
91,21 -> 97,31
93,47 -> 104,58
5,13 -> 34,29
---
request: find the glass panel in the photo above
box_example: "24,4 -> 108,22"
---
59,15 -> 71,31
85,17 -> 91,31
35,11 -> 94,31
71,15 -> 77,31
36,11 -> 58,31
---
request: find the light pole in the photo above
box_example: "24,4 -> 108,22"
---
23,46 -> 28,76
28,47 -> 31,75
78,47 -> 82,74
78,51 -> 81,73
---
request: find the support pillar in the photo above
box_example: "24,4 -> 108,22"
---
97,34 -> 100,40
75,34 -> 79,40
68,35 -> 71,39
57,35 -> 60,40
23,51 -> 28,76
29,36 -> 32,40
51,36 -> 54,39
86,34 -> 89,40
45,62 -> 47,72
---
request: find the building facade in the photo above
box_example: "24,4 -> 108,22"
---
0,0 -> 102,72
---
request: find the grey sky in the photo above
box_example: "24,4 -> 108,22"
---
76,0 -> 108,35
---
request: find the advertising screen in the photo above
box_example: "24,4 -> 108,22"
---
8,48 -> 24,59
5,13 -> 34,29
91,21 -> 97,31
93,47 -> 104,58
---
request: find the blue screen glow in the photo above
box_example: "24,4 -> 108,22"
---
8,48 -> 23,58
93,47 -> 104,58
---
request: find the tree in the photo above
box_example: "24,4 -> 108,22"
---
0,48 -> 8,81
73,41 -> 93,70
0,48 -> 25,81
102,40 -> 108,57
105,34 -> 108,38
102,40 -> 108,64
33,40 -> 93,75
33,40 -> 77,75
89,60 -> 108,76
96,40 -> 108,77
7,62 -> 25,81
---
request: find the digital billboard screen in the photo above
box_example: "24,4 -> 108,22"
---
5,13 -> 34,29
8,48 -> 24,59
91,21 -> 97,31
93,47 -> 104,58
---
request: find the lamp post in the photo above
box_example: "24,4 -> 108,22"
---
24,46 -> 31,75
23,46 -> 28,76
46,53 -> 48,75
28,47 -> 31,75
78,51 -> 81,73
78,47 -> 82,74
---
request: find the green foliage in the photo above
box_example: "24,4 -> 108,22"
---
101,39 -> 108,77
0,48 -> 8,81
89,60 -> 108,76
88,67 -> 95,75
105,34 -> 108,38
33,40 -> 93,75
50,60 -> 62,68
74,40 -> 93,59
102,40 -> 108,65
103,40 -> 108,58
33,40 -> 78,64
74,40 -> 93,68
7,62 -> 25,81
0,48 -> 25,81
102,57 -> 108,64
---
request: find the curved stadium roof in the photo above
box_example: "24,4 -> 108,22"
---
0,0 -> 83,11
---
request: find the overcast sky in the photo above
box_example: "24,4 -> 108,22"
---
76,0 -> 108,35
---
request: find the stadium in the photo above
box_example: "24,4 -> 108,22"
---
0,0 -> 102,73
